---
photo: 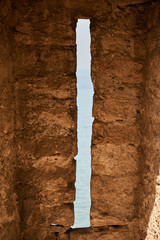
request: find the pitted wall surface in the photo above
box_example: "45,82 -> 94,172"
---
0,0 -> 160,239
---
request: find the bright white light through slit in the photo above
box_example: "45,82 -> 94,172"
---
72,19 -> 94,228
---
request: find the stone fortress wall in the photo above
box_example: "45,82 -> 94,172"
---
0,0 -> 160,239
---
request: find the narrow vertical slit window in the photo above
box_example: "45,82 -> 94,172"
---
72,19 -> 94,228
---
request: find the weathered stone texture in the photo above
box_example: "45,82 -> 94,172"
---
12,1 -> 77,239
90,5 -> 146,239
0,0 -> 19,239
140,3 -> 160,239
1,0 -> 160,239
69,227 -> 135,240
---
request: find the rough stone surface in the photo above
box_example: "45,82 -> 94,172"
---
0,1 -> 20,239
0,0 -> 160,239
140,3 -> 160,239
12,1 -> 77,239
90,3 -> 146,239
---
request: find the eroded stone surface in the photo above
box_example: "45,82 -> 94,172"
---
0,1 -> 20,239
0,0 -> 160,239
90,4 -> 146,238
12,1 -> 77,239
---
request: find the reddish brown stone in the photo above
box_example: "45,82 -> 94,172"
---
0,0 -> 160,239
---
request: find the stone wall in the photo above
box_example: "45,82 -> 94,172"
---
140,3 -> 160,239
0,0 -> 19,239
0,0 -> 160,239
12,1 -> 77,239
91,5 -> 145,239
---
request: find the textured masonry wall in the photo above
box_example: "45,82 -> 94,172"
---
0,1 -> 19,239
140,4 -> 160,239
12,1 -> 77,239
0,0 -> 160,240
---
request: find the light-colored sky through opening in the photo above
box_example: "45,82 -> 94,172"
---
76,19 -> 91,71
